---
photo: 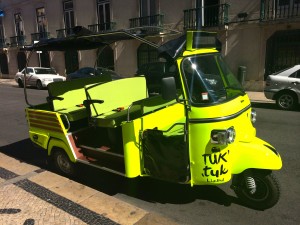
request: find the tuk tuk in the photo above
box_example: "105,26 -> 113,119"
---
23,28 -> 282,210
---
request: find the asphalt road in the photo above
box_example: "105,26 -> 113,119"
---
0,84 -> 299,225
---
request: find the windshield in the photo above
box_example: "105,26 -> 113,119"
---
182,54 -> 244,105
34,68 -> 57,75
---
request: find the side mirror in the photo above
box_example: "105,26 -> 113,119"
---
161,77 -> 177,100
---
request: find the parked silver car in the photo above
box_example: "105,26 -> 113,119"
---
264,65 -> 300,110
15,67 -> 66,90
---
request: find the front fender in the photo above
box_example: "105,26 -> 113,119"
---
232,137 -> 282,174
48,138 -> 76,162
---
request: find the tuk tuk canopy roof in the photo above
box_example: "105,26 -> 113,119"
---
24,26 -> 217,60
24,26 -> 160,52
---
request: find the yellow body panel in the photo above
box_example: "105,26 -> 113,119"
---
26,107 -> 75,161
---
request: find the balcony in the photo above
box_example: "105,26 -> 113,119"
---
56,28 -> 75,38
31,32 -> 50,43
129,14 -> 164,34
184,4 -> 229,30
260,0 -> 300,21
88,22 -> 116,33
10,35 -> 26,47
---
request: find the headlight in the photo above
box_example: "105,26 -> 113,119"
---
251,109 -> 257,124
211,127 -> 236,145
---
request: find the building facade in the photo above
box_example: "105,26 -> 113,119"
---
0,0 -> 299,91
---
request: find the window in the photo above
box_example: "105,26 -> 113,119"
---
289,70 -> 300,78
140,0 -> 157,17
137,43 -> 159,68
182,54 -> 244,105
97,0 -> 111,29
0,18 -> 4,46
279,0 -> 289,6
14,13 -> 24,36
36,8 -> 47,33
63,0 -> 75,34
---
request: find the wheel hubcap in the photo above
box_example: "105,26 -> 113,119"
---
57,154 -> 71,173
279,95 -> 293,109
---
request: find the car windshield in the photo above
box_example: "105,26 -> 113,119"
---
34,68 -> 57,75
182,53 -> 245,105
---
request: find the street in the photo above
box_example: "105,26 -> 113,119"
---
0,83 -> 299,225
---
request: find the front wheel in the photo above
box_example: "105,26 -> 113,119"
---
233,170 -> 280,210
52,149 -> 76,177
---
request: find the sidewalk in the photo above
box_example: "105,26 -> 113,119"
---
0,152 -> 178,225
246,91 -> 275,103
0,78 -> 15,85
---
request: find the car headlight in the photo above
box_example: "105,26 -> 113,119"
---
211,127 -> 236,145
251,109 -> 257,124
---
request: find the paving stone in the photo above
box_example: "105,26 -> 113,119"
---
0,184 -> 87,225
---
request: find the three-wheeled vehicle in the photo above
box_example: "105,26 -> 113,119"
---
23,28 -> 282,210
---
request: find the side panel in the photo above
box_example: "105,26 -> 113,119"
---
122,103 -> 185,178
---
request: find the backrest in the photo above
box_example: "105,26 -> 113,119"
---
131,94 -> 177,116
48,75 -> 112,111
85,77 -> 148,117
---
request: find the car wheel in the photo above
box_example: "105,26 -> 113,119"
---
276,92 -> 297,110
18,79 -> 24,88
36,80 -> 43,90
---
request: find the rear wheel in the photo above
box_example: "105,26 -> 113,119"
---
36,80 -> 43,90
276,92 -> 297,110
233,170 -> 280,210
52,149 -> 76,177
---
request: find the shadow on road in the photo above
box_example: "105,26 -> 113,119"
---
0,139 -> 49,169
251,101 -> 300,112
0,138 -> 250,210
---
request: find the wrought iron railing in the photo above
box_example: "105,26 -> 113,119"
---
56,28 -> 75,38
184,4 -> 229,29
260,0 -> 300,21
88,22 -> 116,33
130,14 -> 164,28
10,35 -> 26,47
31,32 -> 50,42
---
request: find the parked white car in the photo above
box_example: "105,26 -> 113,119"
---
15,67 -> 66,90
264,65 -> 300,110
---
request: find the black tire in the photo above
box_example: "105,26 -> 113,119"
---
233,170 -> 280,210
276,92 -> 297,110
52,149 -> 76,177
18,79 -> 24,88
36,80 -> 43,90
